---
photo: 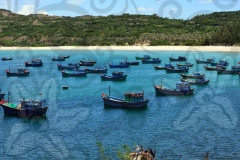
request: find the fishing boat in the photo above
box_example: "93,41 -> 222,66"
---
25,58 -> 43,67
109,62 -> 129,68
80,58 -> 96,64
154,80 -> 194,96
63,55 -> 70,59
204,65 -> 227,71
102,87 -> 149,108
181,78 -> 210,85
61,70 -> 87,77
177,62 -> 194,67
101,71 -> 127,81
2,57 -> 13,61
78,62 -> 95,66
154,63 -> 174,70
0,92 -> 48,117
85,67 -> 108,73
211,59 -> 229,66
52,56 -> 65,61
169,56 -> 187,61
180,72 -> 205,78
122,58 -> 139,65
217,66 -> 240,74
6,68 -> 30,76
196,57 -> 215,64
166,66 -> 189,73
135,54 -> 151,60
142,58 -> 161,64
57,64 -> 79,70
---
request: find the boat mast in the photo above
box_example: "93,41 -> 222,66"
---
8,91 -> 10,102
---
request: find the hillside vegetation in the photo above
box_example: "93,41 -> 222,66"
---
0,9 -> 240,47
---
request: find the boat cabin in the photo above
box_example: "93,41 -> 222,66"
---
124,92 -> 144,102
176,82 -> 191,91
20,99 -> 45,110
112,71 -> 124,77
231,66 -> 240,71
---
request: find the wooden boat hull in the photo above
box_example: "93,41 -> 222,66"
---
180,73 -> 205,78
166,68 -> 189,73
169,57 -> 187,61
6,71 -> 30,77
101,75 -> 127,81
154,86 -> 194,96
180,78 -> 210,85
142,60 -> 161,64
1,104 -> 48,117
80,60 -> 96,64
62,71 -> 87,77
102,97 -> 149,108
25,62 -> 43,67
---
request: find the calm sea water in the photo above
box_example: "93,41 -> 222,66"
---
0,48 -> 240,159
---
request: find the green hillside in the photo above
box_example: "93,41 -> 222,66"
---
0,9 -> 239,46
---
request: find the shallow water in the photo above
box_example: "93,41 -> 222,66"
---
0,48 -> 240,159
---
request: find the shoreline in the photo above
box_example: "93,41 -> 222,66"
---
0,46 -> 240,52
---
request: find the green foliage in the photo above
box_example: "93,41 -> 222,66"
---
0,9 -> 239,46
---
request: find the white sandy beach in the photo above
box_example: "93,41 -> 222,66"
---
0,46 -> 240,52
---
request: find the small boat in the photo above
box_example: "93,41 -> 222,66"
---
6,68 -> 30,77
25,58 -> 43,67
102,86 -> 149,108
80,58 -> 96,64
52,56 -> 65,61
204,65 -> 227,71
135,54 -> 151,60
142,58 -> 161,64
85,67 -> 108,73
78,62 -> 95,66
63,55 -> 70,59
217,66 -> 240,74
181,78 -> 210,85
57,64 -> 79,70
169,56 -> 187,61
2,57 -> 13,61
166,66 -> 189,73
180,72 -> 205,78
62,86 -> 68,89
154,80 -> 194,96
177,62 -> 194,67
211,59 -> 229,66
101,71 -> 127,81
61,70 -> 87,77
0,92 -> 48,117
109,62 -> 129,68
196,57 -> 215,64
154,63 -> 174,70
122,58 -> 139,65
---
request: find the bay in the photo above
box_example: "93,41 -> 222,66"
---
0,49 -> 240,159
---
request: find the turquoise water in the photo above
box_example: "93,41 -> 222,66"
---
0,48 -> 240,159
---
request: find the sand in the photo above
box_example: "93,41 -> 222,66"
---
0,46 -> 240,52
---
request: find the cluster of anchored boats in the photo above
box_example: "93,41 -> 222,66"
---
1,54 -> 240,115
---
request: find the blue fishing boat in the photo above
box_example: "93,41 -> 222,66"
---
217,66 -> 240,74
85,67 -> 108,73
122,57 -> 139,65
101,71 -> 127,81
196,57 -> 215,64
211,59 -> 229,66
180,72 -> 205,78
0,92 -> 48,117
78,61 -> 95,66
2,57 -> 13,61
109,62 -> 129,68
135,54 -> 151,60
52,56 -> 65,61
154,63 -> 174,70
6,68 -> 30,76
181,78 -> 210,85
25,58 -> 43,67
177,62 -> 194,67
80,58 -> 96,64
204,64 -> 227,71
102,87 -> 149,108
142,58 -> 161,64
166,66 -> 189,73
169,56 -> 187,61
61,70 -> 87,77
57,64 -> 79,70
155,80 -> 194,96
